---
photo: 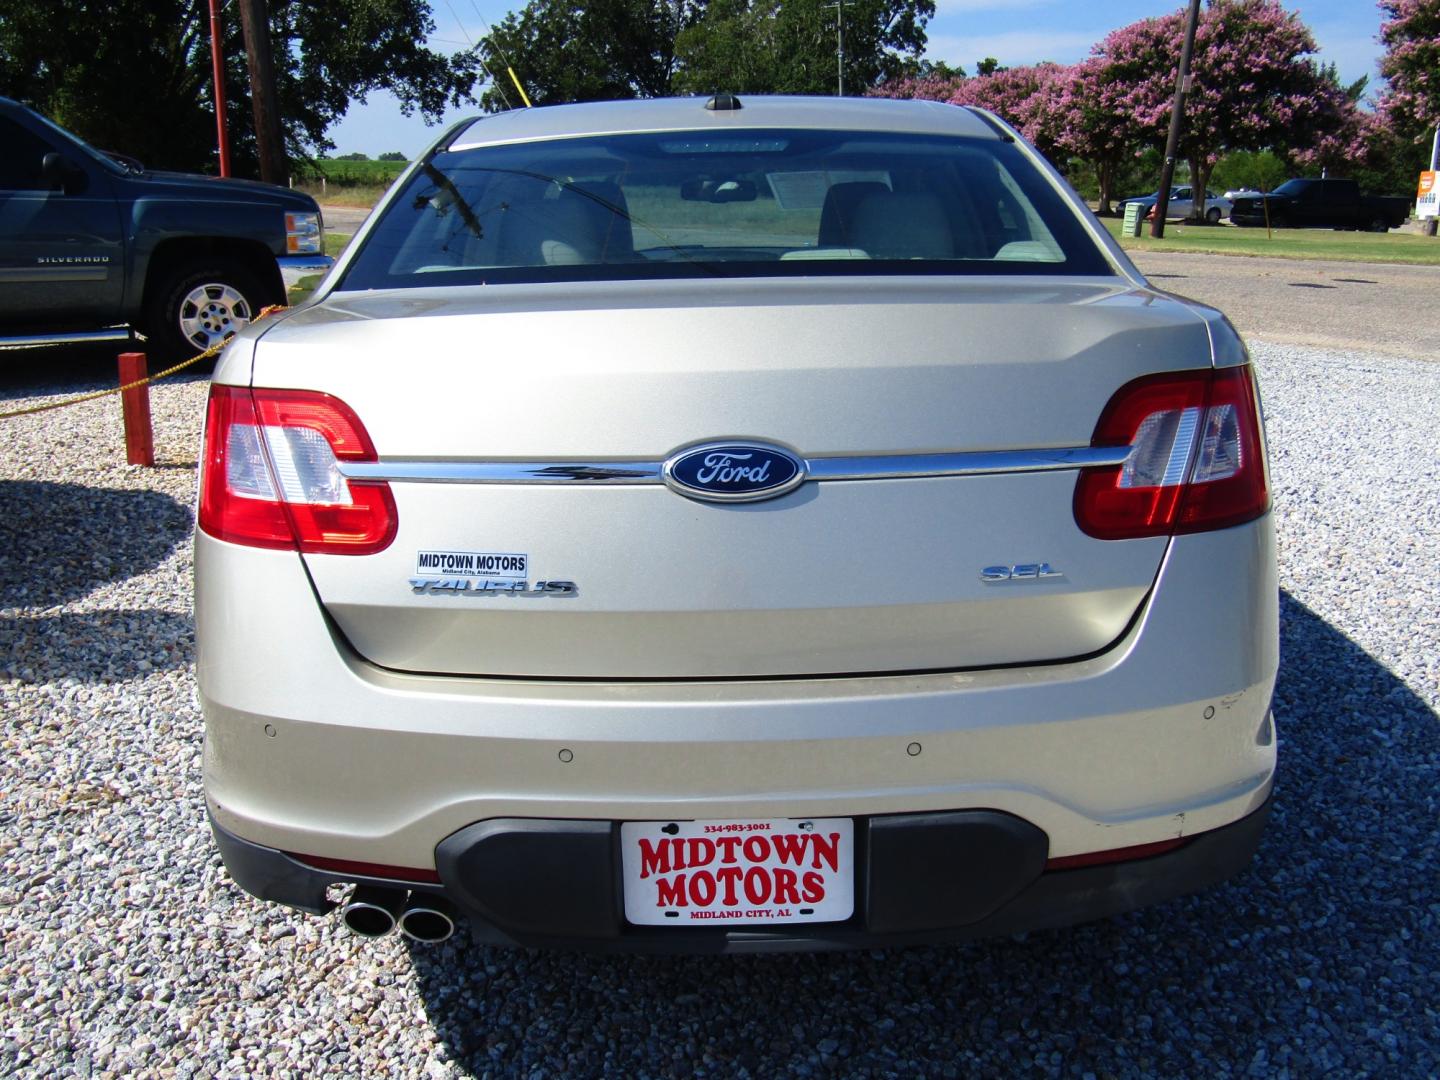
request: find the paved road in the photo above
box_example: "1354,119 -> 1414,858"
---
321,204 -> 371,234
1130,250 -> 1439,359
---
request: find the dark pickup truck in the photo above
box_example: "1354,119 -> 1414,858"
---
1230,177 -> 1411,233
0,97 -> 331,358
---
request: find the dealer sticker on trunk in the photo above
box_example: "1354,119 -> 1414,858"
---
621,818 -> 854,926
415,550 -> 527,579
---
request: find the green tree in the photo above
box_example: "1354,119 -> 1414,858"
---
0,0 -> 480,175
673,0 -> 935,96
378,151 -> 409,161
479,0 -> 705,110
480,0 -> 934,107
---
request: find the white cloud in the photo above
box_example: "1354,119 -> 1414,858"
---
923,29 -> 1101,67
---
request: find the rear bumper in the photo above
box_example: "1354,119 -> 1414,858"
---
199,513 -> 1278,875
212,796 -> 1272,952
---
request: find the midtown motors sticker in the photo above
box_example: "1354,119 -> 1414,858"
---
415,550 -> 527,579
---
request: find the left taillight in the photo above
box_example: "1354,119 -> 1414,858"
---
199,385 -> 397,554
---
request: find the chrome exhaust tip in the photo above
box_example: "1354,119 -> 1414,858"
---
397,894 -> 457,943
341,885 -> 407,938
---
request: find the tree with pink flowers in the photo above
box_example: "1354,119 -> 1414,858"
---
1093,0 -> 1359,216
869,0 -> 1371,217
1045,58 -> 1140,215
949,63 -> 1070,158
1378,0 -> 1440,141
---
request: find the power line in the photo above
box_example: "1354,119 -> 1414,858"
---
441,0 -> 513,109
470,0 -> 519,75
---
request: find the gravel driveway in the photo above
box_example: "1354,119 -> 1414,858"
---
1,339 -> 1436,1078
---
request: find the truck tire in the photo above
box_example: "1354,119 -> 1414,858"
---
1270,214 -> 1288,229
143,258 -> 271,362
1367,217 -> 1388,233
1206,207 -> 1222,224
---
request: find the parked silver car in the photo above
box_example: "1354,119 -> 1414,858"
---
196,95 -> 1277,952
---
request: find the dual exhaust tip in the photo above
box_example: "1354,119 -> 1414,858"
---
341,886 -> 456,943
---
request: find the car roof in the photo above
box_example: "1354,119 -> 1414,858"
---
446,95 -> 1000,151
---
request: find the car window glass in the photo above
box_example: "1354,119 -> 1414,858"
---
0,118 -> 57,191
341,129 -> 1112,290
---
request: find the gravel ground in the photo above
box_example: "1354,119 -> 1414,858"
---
1,340 -> 1437,1078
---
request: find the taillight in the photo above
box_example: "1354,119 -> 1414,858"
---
1075,365 -> 1268,539
199,385 -> 397,554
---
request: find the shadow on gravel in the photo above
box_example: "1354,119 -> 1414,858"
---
407,591 -> 1438,1077
0,480 -> 190,609
0,341 -> 215,400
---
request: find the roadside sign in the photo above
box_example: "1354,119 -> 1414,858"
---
1419,172 -> 1438,220
1122,201 -> 1143,237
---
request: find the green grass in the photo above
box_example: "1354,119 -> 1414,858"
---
292,159 -> 407,208
295,158 -> 407,184
1102,217 -> 1440,265
294,183 -> 389,208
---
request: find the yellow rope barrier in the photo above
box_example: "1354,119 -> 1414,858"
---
0,305 -> 289,422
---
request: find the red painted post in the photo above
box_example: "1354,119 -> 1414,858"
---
118,352 -> 155,467
209,0 -> 232,177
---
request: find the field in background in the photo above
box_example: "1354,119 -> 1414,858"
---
1104,218 -> 1440,265
293,157 -> 407,209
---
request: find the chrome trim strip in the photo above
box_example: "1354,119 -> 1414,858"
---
803,446 -> 1130,481
339,445 -> 1131,485
0,327 -> 134,350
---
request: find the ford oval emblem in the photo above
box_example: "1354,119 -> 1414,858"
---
662,442 -> 806,503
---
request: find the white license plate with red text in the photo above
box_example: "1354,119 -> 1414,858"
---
620,818 -> 854,926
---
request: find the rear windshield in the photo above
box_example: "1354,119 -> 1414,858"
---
338,128 -> 1113,290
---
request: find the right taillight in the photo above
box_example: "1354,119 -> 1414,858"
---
1075,365 -> 1269,539
199,384 -> 397,554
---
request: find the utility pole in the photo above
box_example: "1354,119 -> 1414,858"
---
1427,127 -> 1439,238
208,0 -> 231,176
237,0 -> 287,185
1151,0 -> 1201,239
826,0 -> 850,97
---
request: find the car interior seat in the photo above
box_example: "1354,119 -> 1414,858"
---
848,192 -> 955,260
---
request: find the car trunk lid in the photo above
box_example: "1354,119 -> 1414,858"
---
252,276 -> 1209,679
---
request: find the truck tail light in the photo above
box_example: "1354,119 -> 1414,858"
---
199,385 -> 397,554
1074,366 -> 1268,539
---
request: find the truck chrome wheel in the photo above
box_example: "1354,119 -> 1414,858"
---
179,283 -> 252,349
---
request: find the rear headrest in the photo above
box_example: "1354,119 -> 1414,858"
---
849,192 -> 954,260
818,181 -> 890,247
496,184 -> 636,266
569,180 -> 635,259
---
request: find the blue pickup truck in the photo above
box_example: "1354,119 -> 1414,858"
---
1,97 -> 331,359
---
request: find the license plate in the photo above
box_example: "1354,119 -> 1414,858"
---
620,817 -> 854,927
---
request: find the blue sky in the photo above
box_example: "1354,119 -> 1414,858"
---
325,0 -> 1387,157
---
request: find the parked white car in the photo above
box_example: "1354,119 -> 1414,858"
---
196,95 -> 1276,952
1147,186 -> 1233,222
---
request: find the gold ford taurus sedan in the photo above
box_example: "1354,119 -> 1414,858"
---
195,95 -> 1277,952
